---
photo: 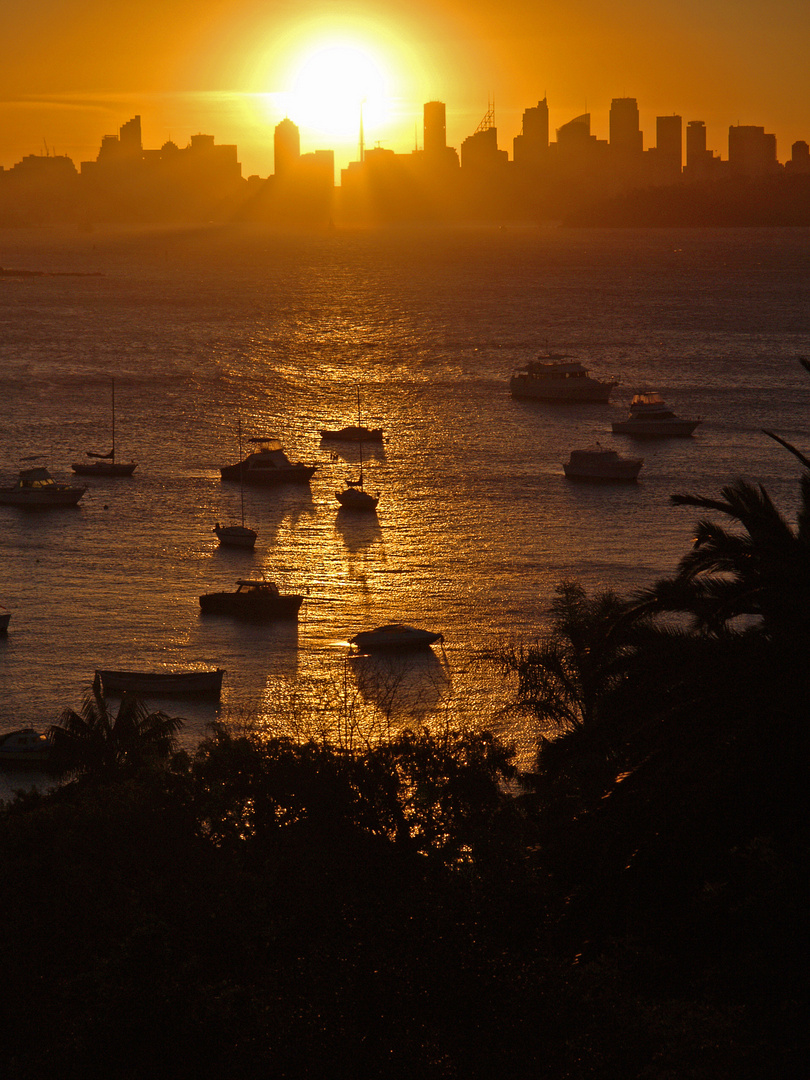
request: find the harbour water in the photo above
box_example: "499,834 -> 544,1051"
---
2,223 -> 810,782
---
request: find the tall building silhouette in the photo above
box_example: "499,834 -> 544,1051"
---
424,101 -> 446,159
656,116 -> 682,169
461,104 -> 508,172
609,98 -> 643,153
274,118 -> 300,179
513,98 -> 549,168
728,125 -> 778,177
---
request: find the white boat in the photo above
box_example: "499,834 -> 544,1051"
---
72,377 -> 137,476
349,624 -> 444,653
0,467 -> 87,507
0,728 -> 52,764
612,392 -> 701,437
510,354 -> 617,402
220,437 -> 317,486
563,447 -> 643,482
95,668 -> 225,697
214,418 -> 257,548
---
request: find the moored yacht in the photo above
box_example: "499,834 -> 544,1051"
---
510,354 -> 617,402
612,392 -> 700,437
0,467 -> 86,507
199,578 -> 304,619
220,437 -> 317,486
563,446 -> 644,482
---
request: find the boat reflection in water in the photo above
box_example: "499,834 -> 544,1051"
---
335,507 -> 383,552
350,648 -> 452,723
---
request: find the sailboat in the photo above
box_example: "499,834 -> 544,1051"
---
72,377 -> 137,476
214,417 -> 258,548
335,386 -> 380,511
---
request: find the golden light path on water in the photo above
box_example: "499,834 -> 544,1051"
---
2,223 -> 810,791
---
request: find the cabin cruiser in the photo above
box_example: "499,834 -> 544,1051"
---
563,447 -> 644,482
349,624 -> 444,653
510,354 -> 617,402
0,728 -> 52,764
220,438 -> 317,486
0,467 -> 86,507
199,578 -> 304,619
612,392 -> 701,436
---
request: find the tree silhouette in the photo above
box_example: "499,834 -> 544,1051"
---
640,475 -> 810,640
49,676 -> 183,777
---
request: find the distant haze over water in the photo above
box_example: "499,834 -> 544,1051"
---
1,223 -> 809,777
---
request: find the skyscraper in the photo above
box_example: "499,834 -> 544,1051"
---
609,98 -> 643,154
513,98 -> 549,168
274,118 -> 300,180
424,101 -> 446,159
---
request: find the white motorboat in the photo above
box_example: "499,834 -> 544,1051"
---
612,392 -> 700,437
0,467 -> 87,507
349,624 -> 444,653
563,447 -> 643,482
510,354 -> 617,402
72,377 -> 137,476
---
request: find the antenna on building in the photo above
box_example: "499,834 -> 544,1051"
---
359,100 -> 365,163
475,98 -> 495,133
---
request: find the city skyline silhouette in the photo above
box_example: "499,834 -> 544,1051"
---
2,90 -> 809,228
2,2 -> 809,179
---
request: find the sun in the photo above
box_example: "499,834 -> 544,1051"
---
283,39 -> 392,141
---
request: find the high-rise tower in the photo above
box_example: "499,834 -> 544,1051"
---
609,98 -> 643,153
274,118 -> 300,180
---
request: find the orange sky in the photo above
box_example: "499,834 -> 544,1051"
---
2,0 -> 809,177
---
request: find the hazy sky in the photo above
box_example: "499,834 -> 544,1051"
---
2,0 -> 808,177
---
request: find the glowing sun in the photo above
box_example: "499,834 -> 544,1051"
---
284,40 -> 391,140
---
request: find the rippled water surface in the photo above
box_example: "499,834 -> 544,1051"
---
2,223 -> 810,776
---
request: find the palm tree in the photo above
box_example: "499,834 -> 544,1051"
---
50,676 -> 184,777
489,581 -> 637,739
640,474 -> 810,640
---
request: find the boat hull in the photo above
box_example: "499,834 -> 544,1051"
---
510,375 -> 616,402
199,592 -> 303,619
336,488 -> 379,511
72,461 -> 137,476
95,669 -> 225,697
611,419 -> 700,437
220,462 -> 316,485
0,488 -> 85,506
214,524 -> 257,549
0,611 -> 10,632
320,426 -> 383,443
350,624 -> 443,653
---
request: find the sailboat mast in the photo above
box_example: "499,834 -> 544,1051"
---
238,415 -> 245,527
110,377 -> 116,463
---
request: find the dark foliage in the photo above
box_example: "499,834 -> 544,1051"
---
2,464 -> 808,1076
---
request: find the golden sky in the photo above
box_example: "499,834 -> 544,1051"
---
2,0 -> 809,177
